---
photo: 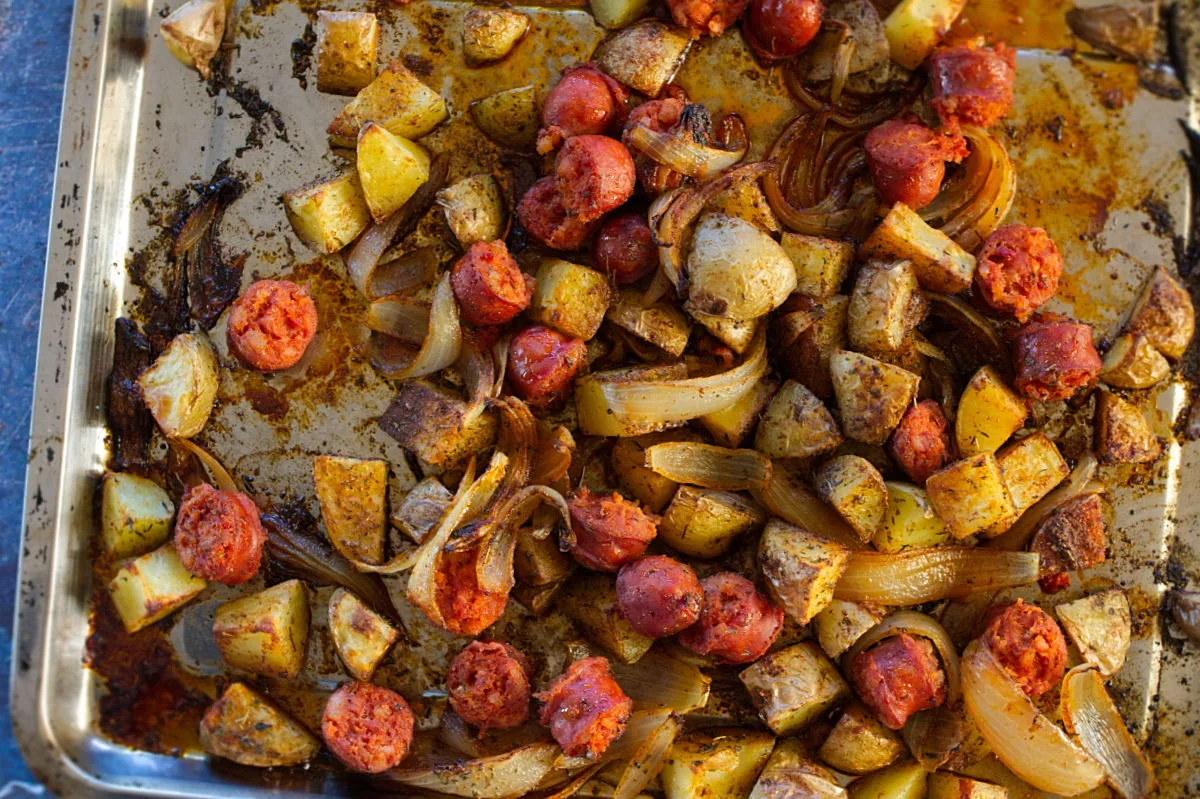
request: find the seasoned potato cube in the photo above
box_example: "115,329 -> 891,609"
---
874,482 -> 949,553
470,85 -> 539,150
1125,265 -> 1195,360
758,519 -> 850,625
661,486 -> 766,559
393,476 -> 453,543
830,350 -> 921,445
594,20 -> 691,97
740,642 -> 850,736
1101,332 -> 1171,389
847,760 -> 928,799
701,378 -> 778,448
755,379 -> 843,460
608,289 -> 692,357
357,123 -> 431,223
109,543 -> 206,633
694,312 -> 760,355
848,261 -> 923,354
883,0 -> 968,69
590,0 -> 652,30
200,682 -> 320,767
1055,588 -> 1131,676
436,174 -> 505,248
926,453 -> 1017,539
927,773 -> 1006,799
514,527 -> 573,587
814,456 -> 888,542
560,574 -> 654,664
529,259 -> 612,340
160,0 -> 227,80
462,8 -> 530,66
781,233 -> 854,298
708,179 -> 780,233
101,473 -> 174,558
327,60 -> 448,147
860,203 -> 975,294
660,728 -> 776,799
818,701 -> 905,775
1094,390 -> 1160,464
282,171 -> 372,254
751,739 -> 844,799
956,366 -> 1028,456
377,380 -> 499,470
213,579 -> 311,679
813,599 -> 887,659
328,588 -> 400,681
611,430 -> 700,513
995,433 -> 1068,515
316,10 -> 378,95
313,455 -> 387,565
781,294 -> 849,400
138,331 -> 219,439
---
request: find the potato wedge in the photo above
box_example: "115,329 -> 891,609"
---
830,350 -> 921,445
109,543 -> 207,634
282,170 -> 372,254
694,312 -> 760,354
874,482 -> 949,553
328,587 -> 400,681
660,728 -> 776,799
813,599 -> 887,659
758,519 -> 850,625
847,760 -> 928,799
378,380 -> 499,470
848,261 -> 923,354
138,331 -> 220,439
860,203 -> 975,294
316,10 -> 378,95
529,259 -> 612,340
781,294 -> 849,400
1094,390 -> 1160,464
819,701 -> 906,775
956,366 -> 1027,456
462,8 -> 530,66
213,579 -> 310,679
590,0 -> 652,30
708,179 -> 780,233
594,20 -> 691,96
1055,588 -> 1131,676
686,214 -> 796,321
101,473 -> 175,558
611,430 -> 700,513
1100,333 -> 1171,389
1125,265 -> 1195,360
995,433 -> 1068,515
660,485 -> 766,559
357,122 -> 431,223
327,60 -> 448,147
470,85 -> 539,150
927,773 -> 1006,799
781,233 -> 855,298
755,379 -> 844,460
740,641 -> 850,736
394,476 -> 453,543
883,0 -> 968,69
313,455 -> 387,565
560,574 -> 654,664
926,452 -> 1017,539
437,174 -> 506,248
200,682 -> 320,767
701,378 -> 778,448
751,739 -> 846,799
608,289 -> 693,357
814,456 -> 888,542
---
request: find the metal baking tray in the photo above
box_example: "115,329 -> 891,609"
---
13,0 -> 1200,795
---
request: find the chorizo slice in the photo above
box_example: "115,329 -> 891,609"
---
450,240 -> 534,326
849,633 -> 947,730
507,325 -> 588,411
864,120 -> 969,210
889,399 -> 956,485
1011,316 -> 1102,401
929,40 -> 1017,129
516,177 -> 603,252
227,279 -> 318,372
322,682 -> 415,774
616,555 -> 704,637
566,488 -> 659,572
593,212 -> 658,285
538,64 -> 630,155
677,571 -> 783,664
536,657 -> 632,758
974,225 -> 1063,322
980,599 -> 1068,698
447,640 -> 533,732
666,0 -> 750,37
555,135 -> 636,218
745,0 -> 824,62
174,483 -> 266,586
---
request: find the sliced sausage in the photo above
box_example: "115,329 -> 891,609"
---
450,241 -> 535,327
864,120 -> 969,210
174,483 -> 266,586
593,212 -> 658,285
507,325 -> 588,411
667,0 -> 750,37
1030,493 -> 1107,579
980,599 -> 1067,698
623,95 -> 687,195
566,488 -> 659,572
447,641 -> 533,732
1011,316 -> 1102,401
538,64 -> 630,155
745,0 -> 824,62
889,399 -> 956,485
516,177 -> 603,252
849,633 -> 947,730
434,546 -> 509,636
536,657 -> 632,758
929,40 -> 1017,129
677,572 -> 784,664
227,279 -> 318,372
974,225 -> 1063,323
555,135 -> 636,218
616,555 -> 704,637
322,682 -> 415,774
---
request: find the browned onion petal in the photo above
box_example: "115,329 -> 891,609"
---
834,547 -> 1040,604
1060,665 -> 1157,798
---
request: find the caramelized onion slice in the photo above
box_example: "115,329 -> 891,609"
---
613,713 -> 681,799
751,460 -> 866,551
476,484 -> 571,594
366,295 -> 430,344
834,547 -> 1040,604
644,442 -> 771,490
919,127 -> 1016,252
370,272 -> 462,380
628,123 -> 747,182
1061,665 -> 1157,799
169,437 -> 242,494
608,648 -> 712,713
384,742 -> 561,799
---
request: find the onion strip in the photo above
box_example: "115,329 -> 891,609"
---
169,437 -> 242,494
989,452 -> 1099,551
368,246 -> 439,300
366,295 -> 430,343
833,547 -> 1040,604
1061,665 -> 1157,798
384,741 -> 561,799
750,460 -> 865,551
371,271 -> 462,380
608,648 -> 712,713
919,127 -> 1016,252
643,442 -> 770,490
476,484 -> 571,594
628,125 -> 746,182
613,713 -> 680,799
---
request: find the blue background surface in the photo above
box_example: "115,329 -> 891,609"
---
0,0 -> 74,791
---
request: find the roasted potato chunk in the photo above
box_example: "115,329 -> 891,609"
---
780,294 -> 848,400
357,122 -> 431,223
751,739 -> 845,799
661,485 -> 766,558
830,350 -> 921,445
101,473 -> 175,558
1125,265 -> 1195,360
1055,588 -> 1131,676
462,8 -> 530,66
813,599 -> 887,659
740,641 -> 850,736
608,289 -> 693,357
576,361 -> 689,437
393,476 -> 453,543
327,60 -> 448,147
282,171 -> 372,254
611,430 -> 700,513
377,380 -> 499,470
315,10 -> 378,95
470,85 -> 539,150
874,482 -> 949,553
1101,333 -> 1171,389
200,682 -> 320,767
781,233 -> 854,298
694,312 -> 760,354
560,574 -> 654,663
328,588 -> 400,681
138,331 -> 219,439
701,378 -> 778,448
529,259 -> 612,340
925,453 -> 1017,539
847,760 -> 928,799
860,203 -> 975,294
590,0 -> 652,28
1094,390 -> 1160,464
109,543 -> 206,634
755,379 -> 844,460
956,366 -> 1028,456
313,455 -> 387,565
660,728 -> 776,799
883,0 -> 968,69
594,20 -> 691,96
995,433 -> 1068,515
213,579 -> 310,679
707,179 -> 780,233
818,701 -> 906,775
437,174 -> 506,248
927,773 -> 1006,799
160,0 -> 227,79
815,455 -> 888,542
758,519 -> 850,625
848,261 -> 924,354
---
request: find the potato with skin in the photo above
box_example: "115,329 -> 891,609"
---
847,760 -> 928,799
594,20 -> 691,96
328,588 -> 400,681
818,701 -> 906,775
282,171 -> 372,254
200,682 -> 320,767
213,579 -> 310,679
751,739 -> 847,799
883,0 -> 968,69
830,350 -> 921,445
926,453 -> 1018,539
1055,588 -> 1131,676
755,380 -> 843,460
926,773 -> 1007,799
956,366 -> 1028,456
759,519 -> 850,625
470,85 -> 539,149
101,473 -> 175,558
315,11 -> 378,95
611,430 -> 701,513
437,174 -> 506,248
813,599 -> 887,659
740,641 -> 850,736
327,60 -> 448,147
357,123 -> 431,223
780,294 -> 848,400
660,485 -> 766,558
848,261 -> 924,354
694,312 -> 760,354
701,378 -> 778,448
559,574 -> 654,664
859,203 -> 975,294
377,380 -> 499,470
782,233 -> 855,298
462,8 -> 531,66
1125,265 -> 1195,360
661,728 -> 776,799
529,260 -> 612,340
313,455 -> 387,565
590,0 -> 651,28
1095,390 -> 1160,464
1101,333 -> 1171,389
608,290 -> 693,357
814,455 -> 888,542
995,433 -> 1068,515
874,482 -> 949,553
138,332 -> 220,439
685,214 -> 797,320
109,543 -> 207,634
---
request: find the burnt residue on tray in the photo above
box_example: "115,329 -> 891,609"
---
106,318 -> 154,472
178,176 -> 247,330
290,23 -> 316,90
206,58 -> 289,157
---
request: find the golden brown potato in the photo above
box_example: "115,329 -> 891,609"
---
847,760 -> 928,799
814,455 -> 888,542
462,7 -> 531,66
926,773 -> 1007,799
860,203 -> 975,294
1125,265 -> 1195,360
357,122 -> 431,223
818,701 -> 906,775
529,259 -> 612,340
707,179 -> 780,233
660,728 -> 776,799
611,430 -> 700,513
740,642 -> 850,736
608,289 -> 693,357
700,378 -> 778,448
590,0 -> 651,28
830,350 -> 921,445
316,10 -> 378,95
925,452 -> 1017,539
848,261 -> 924,354
514,527 -> 574,588
313,455 -> 388,565
328,587 -> 400,681
1101,333 -> 1171,389
594,20 -> 691,96
560,574 -> 654,664
995,433 -> 1068,515
213,579 -> 311,679
781,234 -> 855,298
393,476 -> 453,543
138,331 -> 219,439
755,379 -> 844,460
282,171 -> 372,254
470,85 -> 539,150
437,174 -> 506,248
694,312 -> 760,354
873,482 -> 949,553
200,682 -> 320,767
576,362 -> 690,437
883,0 -> 968,69
1094,390 -> 1160,464
101,473 -> 174,558
758,519 -> 850,625
660,485 -> 766,558
1055,588 -> 1131,677
780,294 -> 849,400
955,366 -> 1028,456
751,739 -> 846,799
109,543 -> 207,634
378,380 -> 499,470
327,60 -> 448,147
812,599 -> 887,659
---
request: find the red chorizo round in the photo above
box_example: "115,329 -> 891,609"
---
174,483 -> 265,586
593,212 -> 658,285
447,641 -> 532,732
1011,316 -> 1102,401
507,325 -> 588,411
974,225 -> 1063,323
450,241 -> 534,327
616,556 -> 704,638
517,177 -> 603,251
555,135 -> 636,218
623,96 -> 688,195
538,64 -> 629,155
745,0 -> 824,62
849,633 -> 948,730
981,599 -> 1068,698
434,546 -> 509,636
929,40 -> 1017,129
864,120 -> 969,210
889,400 -> 956,485
566,489 -> 659,572
677,572 -> 783,664
322,682 -> 415,774
227,279 -> 318,372
666,0 -> 749,37
535,657 -> 632,758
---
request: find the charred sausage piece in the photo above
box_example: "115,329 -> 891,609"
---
889,399 -> 956,485
450,241 -> 535,327
677,572 -> 784,664
864,121 -> 969,210
615,555 -> 704,637
667,0 -> 750,37
1011,316 -> 1102,401
447,640 -> 533,732
538,64 -> 630,155
593,212 -> 658,286
745,0 -> 824,62
507,325 -> 588,411
1029,493 -> 1107,580
566,488 -> 659,572
174,483 -> 266,586
516,177 -> 603,251
555,135 -> 636,218
536,657 -> 632,758
980,599 -> 1068,698
622,95 -> 687,195
849,633 -> 948,730
974,225 -> 1063,322
227,279 -> 319,372
322,682 -> 415,774
928,40 -> 1017,129
434,546 -> 509,636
